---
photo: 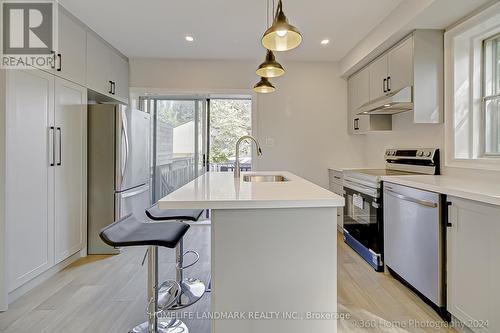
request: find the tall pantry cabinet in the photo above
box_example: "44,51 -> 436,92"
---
5,70 -> 87,292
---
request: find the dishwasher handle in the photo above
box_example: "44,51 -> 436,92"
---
384,188 -> 438,208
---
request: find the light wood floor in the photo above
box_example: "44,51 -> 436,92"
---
0,227 -> 456,333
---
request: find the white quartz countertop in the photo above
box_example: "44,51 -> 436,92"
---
381,175 -> 500,207
158,171 -> 345,210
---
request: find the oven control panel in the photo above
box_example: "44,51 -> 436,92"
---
385,148 -> 437,160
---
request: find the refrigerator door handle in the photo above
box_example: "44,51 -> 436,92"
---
120,185 -> 149,198
121,110 -> 130,181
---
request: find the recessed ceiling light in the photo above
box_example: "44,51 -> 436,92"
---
185,36 -> 194,42
321,39 -> 330,45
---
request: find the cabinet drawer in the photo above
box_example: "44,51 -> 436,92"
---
328,169 -> 343,185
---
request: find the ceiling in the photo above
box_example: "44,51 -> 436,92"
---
59,0 -> 403,62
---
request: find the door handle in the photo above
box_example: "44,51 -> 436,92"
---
387,76 -> 391,92
354,118 -> 359,130
384,188 -> 437,208
383,78 -> 387,93
109,81 -> 113,94
49,126 -> 55,166
121,110 -> 130,180
112,81 -> 116,95
57,53 -> 62,71
56,127 -> 62,166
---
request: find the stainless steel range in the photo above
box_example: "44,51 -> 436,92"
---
342,148 -> 439,271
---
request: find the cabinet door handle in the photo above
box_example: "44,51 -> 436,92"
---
56,127 -> 62,166
354,118 -> 359,130
109,81 -> 113,94
383,78 -> 387,93
57,53 -> 62,71
387,76 -> 391,92
112,81 -> 116,95
49,126 -> 55,166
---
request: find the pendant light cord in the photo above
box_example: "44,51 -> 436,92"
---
267,0 -> 270,28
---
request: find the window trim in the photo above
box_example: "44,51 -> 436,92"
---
444,2 -> 500,171
482,34 -> 500,157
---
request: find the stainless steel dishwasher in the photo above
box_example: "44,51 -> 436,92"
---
383,182 -> 446,316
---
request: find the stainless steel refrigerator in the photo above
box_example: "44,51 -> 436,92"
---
87,104 -> 151,254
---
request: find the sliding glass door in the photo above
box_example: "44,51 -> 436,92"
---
151,98 -> 208,202
144,96 -> 252,203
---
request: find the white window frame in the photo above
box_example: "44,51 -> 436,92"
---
482,34 -> 500,157
445,2 -> 500,171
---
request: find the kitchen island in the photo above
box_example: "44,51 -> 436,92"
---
158,171 -> 344,333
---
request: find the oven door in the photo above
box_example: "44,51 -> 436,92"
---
343,184 -> 383,260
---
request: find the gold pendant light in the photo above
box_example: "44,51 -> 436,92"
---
256,50 -> 285,78
253,77 -> 276,93
262,0 -> 302,52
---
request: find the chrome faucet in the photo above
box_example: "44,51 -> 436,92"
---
234,135 -> 263,179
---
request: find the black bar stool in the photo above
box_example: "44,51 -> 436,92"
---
146,206 -> 206,310
99,214 -> 190,333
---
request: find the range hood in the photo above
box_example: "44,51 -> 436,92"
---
357,86 -> 413,115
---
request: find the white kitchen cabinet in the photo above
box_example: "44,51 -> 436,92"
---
86,32 -> 129,103
111,52 -> 130,102
56,8 -> 87,86
369,38 -> 413,101
54,78 -> 87,263
86,33 -> 112,96
387,37 -> 413,93
369,55 -> 388,101
348,30 -> 442,127
349,64 -> 391,134
447,197 -> 500,333
5,70 -> 87,292
5,69 -> 55,291
350,67 -> 370,111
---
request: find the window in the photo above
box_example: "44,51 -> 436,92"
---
444,2 -> 500,170
483,34 -> 500,155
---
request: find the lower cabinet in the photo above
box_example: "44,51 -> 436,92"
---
447,197 -> 500,333
5,70 -> 86,292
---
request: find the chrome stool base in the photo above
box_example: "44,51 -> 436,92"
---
168,278 -> 206,310
157,280 -> 181,311
130,318 -> 188,333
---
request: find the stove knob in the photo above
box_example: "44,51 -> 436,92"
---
425,151 -> 432,157
417,151 -> 424,157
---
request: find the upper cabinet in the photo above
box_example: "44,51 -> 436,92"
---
387,37 -> 413,93
349,62 -> 392,134
111,52 -> 130,102
87,34 -> 112,96
368,55 -> 389,101
347,29 -> 443,134
56,9 -> 87,86
87,33 -> 129,104
369,38 -> 413,101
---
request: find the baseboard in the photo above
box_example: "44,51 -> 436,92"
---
7,251 -> 85,305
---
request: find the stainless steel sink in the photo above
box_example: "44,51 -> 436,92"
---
242,175 -> 288,182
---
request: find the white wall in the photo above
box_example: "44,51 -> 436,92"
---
130,58 -> 365,187
363,112 -> 444,168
